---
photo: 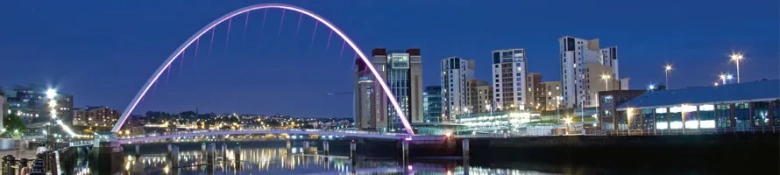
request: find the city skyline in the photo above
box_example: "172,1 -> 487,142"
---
0,0 -> 777,118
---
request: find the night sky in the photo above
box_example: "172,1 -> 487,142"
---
0,0 -> 777,118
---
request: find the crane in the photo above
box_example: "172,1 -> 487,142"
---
326,92 -> 352,96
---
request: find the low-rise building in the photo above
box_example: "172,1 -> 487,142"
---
612,79 -> 780,133
597,90 -> 647,130
72,106 -> 120,128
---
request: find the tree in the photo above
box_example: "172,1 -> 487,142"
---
4,111 -> 25,137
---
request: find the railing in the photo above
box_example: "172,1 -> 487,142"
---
456,126 -> 780,138
115,128 -> 411,143
599,126 -> 780,136
68,140 -> 93,147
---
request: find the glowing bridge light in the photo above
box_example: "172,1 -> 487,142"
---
113,3 -> 415,135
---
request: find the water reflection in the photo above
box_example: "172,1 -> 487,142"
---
66,145 -> 559,175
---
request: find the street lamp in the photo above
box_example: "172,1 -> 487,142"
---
719,74 -> 727,85
555,96 -> 562,119
563,117 -> 572,135
730,53 -> 744,83
601,74 -> 612,91
626,107 -> 634,135
46,89 -> 57,150
714,82 -> 719,86
664,64 -> 672,88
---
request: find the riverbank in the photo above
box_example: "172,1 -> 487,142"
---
466,133 -> 779,174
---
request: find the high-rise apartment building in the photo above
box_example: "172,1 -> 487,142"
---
465,79 -> 493,113
423,86 -> 442,123
600,46 -> 619,78
5,85 -> 74,124
491,48 -> 528,111
72,106 -> 120,127
526,73 -> 542,110
441,57 -> 475,120
0,90 -> 6,128
559,36 -> 623,108
354,48 -> 423,132
540,81 -> 562,111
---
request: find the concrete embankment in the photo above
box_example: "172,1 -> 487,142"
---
466,133 -> 779,174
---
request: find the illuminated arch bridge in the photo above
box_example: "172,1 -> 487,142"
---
105,3 -> 416,137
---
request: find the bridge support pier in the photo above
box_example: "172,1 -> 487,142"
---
233,143 -> 241,170
303,141 -> 310,154
207,143 -> 216,165
134,145 -> 140,158
89,133 -> 123,175
402,140 -> 409,170
462,139 -> 470,160
286,140 -> 291,154
168,145 -> 179,171
221,143 -> 227,160
322,141 -> 329,155
350,140 -> 357,167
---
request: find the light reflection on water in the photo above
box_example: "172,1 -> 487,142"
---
68,146 -> 559,175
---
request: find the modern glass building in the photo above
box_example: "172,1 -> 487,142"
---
610,79 -> 780,133
423,86 -> 442,123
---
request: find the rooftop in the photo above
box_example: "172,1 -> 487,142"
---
617,79 -> 780,110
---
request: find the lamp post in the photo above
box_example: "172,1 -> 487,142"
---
563,117 -> 572,135
463,107 -> 470,121
626,108 -> 634,135
730,53 -> 743,83
46,89 -> 58,151
719,74 -> 727,85
664,64 -> 672,88
601,74 -> 612,91
485,103 -> 492,117
555,96 -> 562,120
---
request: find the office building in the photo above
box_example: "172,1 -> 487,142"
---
441,57 -> 475,120
466,79 -> 493,113
492,48 -> 528,111
540,81 -> 562,111
354,48 -> 423,132
527,73 -> 542,110
72,106 -> 120,127
5,84 -> 73,125
423,86 -> 442,123
559,36 -> 624,108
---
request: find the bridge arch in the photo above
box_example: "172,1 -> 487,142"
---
112,3 -> 415,134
